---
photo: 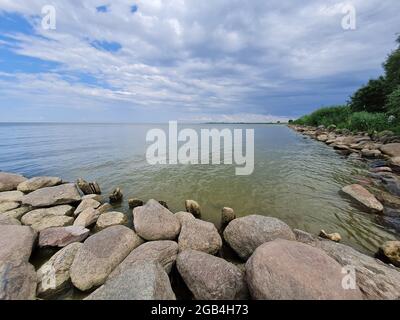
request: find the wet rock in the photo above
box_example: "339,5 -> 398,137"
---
316,134 -> 328,142
74,198 -> 100,216
76,178 -> 101,195
17,176 -> 62,193
73,207 -> 100,228
0,172 -> 27,192
223,215 -> 295,260
361,149 -> 382,158
158,200 -> 169,209
245,239 -> 362,300
221,207 -> 236,226
293,229 -> 319,246
109,188 -> 123,203
110,240 -> 178,278
380,143 -> 400,157
38,226 -> 90,248
133,199 -> 180,241
178,218 -> 222,255
341,184 -> 383,212
370,167 -> 392,173
185,200 -> 201,218
319,230 -> 341,242
380,176 -> 400,196
97,203 -> 113,214
375,190 -> 400,209
95,212 -> 128,231
36,242 -> 82,298
377,241 -> 400,267
0,261 -> 37,300
22,183 -> 81,208
0,215 -> 21,225
128,198 -> 144,209
0,190 -> 24,203
21,205 -> 74,226
85,261 -> 176,300
0,201 -> 20,214
70,225 -> 143,291
177,250 -> 247,300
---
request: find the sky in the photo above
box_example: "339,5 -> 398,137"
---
0,0 -> 399,123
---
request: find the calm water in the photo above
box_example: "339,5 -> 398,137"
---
0,123 -> 399,255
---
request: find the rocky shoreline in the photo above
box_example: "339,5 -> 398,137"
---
1,167 -> 400,300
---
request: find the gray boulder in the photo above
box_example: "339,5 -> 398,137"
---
0,190 -> 24,203
1,205 -> 32,220
0,261 -> 36,300
95,212 -> 127,231
223,215 -> 295,259
0,215 -> 21,225
17,176 -> 62,193
133,199 -> 180,241
74,198 -> 101,216
246,239 -> 363,300
21,205 -> 74,226
110,240 -> 178,278
178,218 -> 222,255
73,207 -> 100,228
36,242 -> 82,298
86,261 -> 176,300
0,225 -> 36,263
38,226 -> 90,248
0,201 -> 20,214
0,172 -> 27,192
22,183 -> 81,207
177,250 -> 248,300
70,225 -> 144,291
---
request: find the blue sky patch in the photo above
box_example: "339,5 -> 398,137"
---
131,5 -> 138,13
91,40 -> 122,53
96,5 -> 109,13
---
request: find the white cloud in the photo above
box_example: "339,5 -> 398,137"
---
0,0 -> 399,121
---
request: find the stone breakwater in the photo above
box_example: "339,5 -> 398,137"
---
0,171 -> 399,300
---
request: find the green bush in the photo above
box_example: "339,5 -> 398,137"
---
349,77 -> 388,113
386,86 -> 400,120
347,112 -> 389,133
384,36 -> 400,93
294,105 -> 349,127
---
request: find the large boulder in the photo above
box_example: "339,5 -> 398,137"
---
133,199 -> 180,241
70,225 -> 144,291
95,212 -> 127,231
21,206 -> 74,232
73,198 -> 100,216
21,205 -> 74,226
380,143 -> 400,157
178,218 -> 222,255
73,207 -> 100,228
0,191 -> 24,203
223,215 -> 295,260
17,176 -> 62,193
36,242 -> 82,298
85,261 -> 176,300
294,231 -> 400,300
246,239 -> 362,300
22,183 -> 81,208
0,172 -> 27,192
177,250 -> 248,300
110,241 -> 178,278
341,184 -> 383,212
38,226 -> 90,248
0,225 -> 37,263
0,225 -> 37,300
174,211 -> 195,224
0,261 -> 37,300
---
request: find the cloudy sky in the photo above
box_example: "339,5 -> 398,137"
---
0,0 -> 399,123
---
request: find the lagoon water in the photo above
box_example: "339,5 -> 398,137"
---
1,123 -> 399,255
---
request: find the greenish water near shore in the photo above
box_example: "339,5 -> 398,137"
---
1,123 -> 399,258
